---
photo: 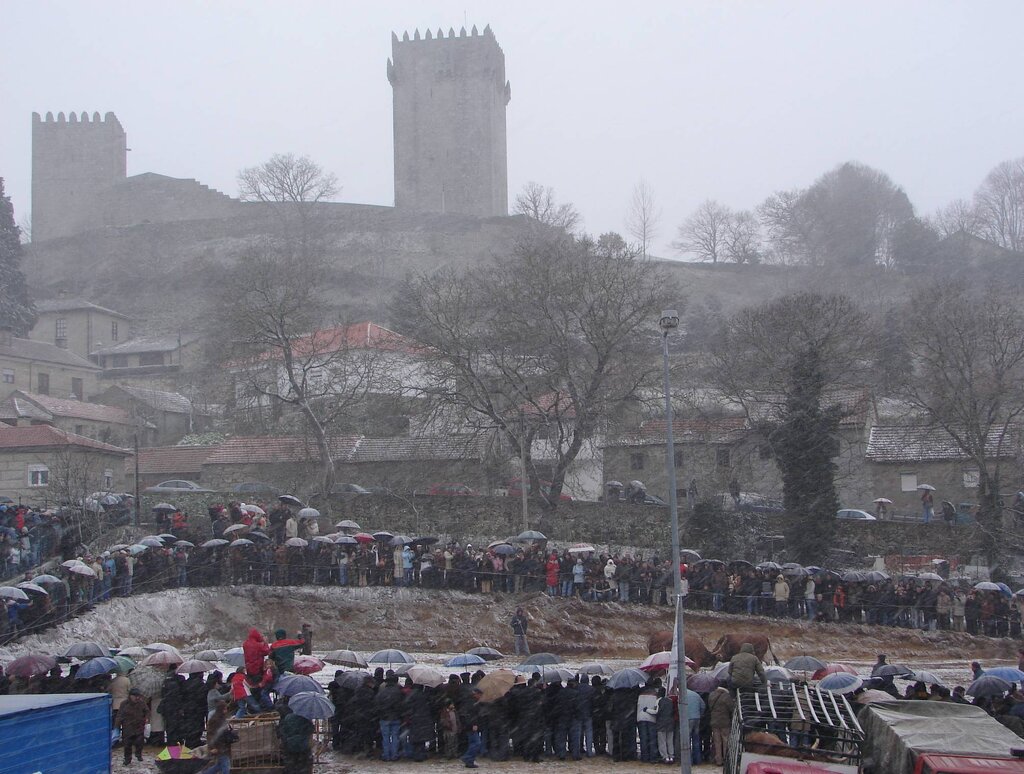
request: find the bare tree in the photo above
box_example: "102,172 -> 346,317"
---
625,178 -> 661,257
513,182 -> 581,232
973,157 -> 1024,252
932,198 -> 980,239
722,210 -> 762,264
673,199 -> 730,263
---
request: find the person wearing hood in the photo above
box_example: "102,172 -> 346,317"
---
243,628 -> 270,680
728,642 -> 766,691
510,607 -> 530,656
270,629 -> 304,674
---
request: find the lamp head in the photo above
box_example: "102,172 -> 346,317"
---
658,310 -> 680,332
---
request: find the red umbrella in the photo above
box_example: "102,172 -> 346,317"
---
292,655 -> 325,675
353,532 -> 375,543
812,662 -> 858,681
7,654 -> 57,678
639,651 -> 696,673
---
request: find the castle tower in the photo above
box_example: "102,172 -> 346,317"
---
388,25 -> 511,217
32,111 -> 127,242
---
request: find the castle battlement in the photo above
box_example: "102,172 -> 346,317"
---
392,24 -> 497,43
33,111 -> 122,126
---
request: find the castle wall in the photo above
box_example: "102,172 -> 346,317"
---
32,111 -> 127,242
389,25 -> 510,217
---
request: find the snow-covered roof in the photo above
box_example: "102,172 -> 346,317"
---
866,425 -> 1019,463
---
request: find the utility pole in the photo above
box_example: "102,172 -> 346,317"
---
133,433 -> 140,528
520,409 -> 529,531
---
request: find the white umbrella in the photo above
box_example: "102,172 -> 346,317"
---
230,538 -> 254,547
285,537 -> 308,547
61,559 -> 82,569
297,507 -> 320,520
69,563 -> 97,577
223,523 -> 249,534
916,484 -> 936,491
0,586 -> 29,601
144,642 -> 183,656
873,498 -> 893,504
406,665 -> 446,688
17,582 -> 48,595
244,504 -> 266,516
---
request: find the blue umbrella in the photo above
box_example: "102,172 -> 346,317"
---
276,674 -> 324,697
819,672 -> 863,694
288,690 -> 335,719
996,582 -> 1013,598
785,656 -> 826,673
980,667 -> 1024,683
222,648 -> 245,667
445,654 -> 487,668
967,675 -> 1011,698
606,668 -> 649,689
76,656 -> 119,679
368,649 -> 415,665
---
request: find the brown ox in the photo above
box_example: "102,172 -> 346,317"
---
711,633 -> 779,665
646,632 -> 716,668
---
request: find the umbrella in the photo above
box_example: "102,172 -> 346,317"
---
757,562 -> 782,572
406,665 -> 446,688
278,494 -> 304,507
156,746 -> 193,761
856,689 -> 897,705
640,651 -> 696,672
967,675 -> 1012,698
368,649 -> 415,665
74,562 -> 101,576
243,504 -> 266,516
288,690 -> 335,719
312,536 -> 335,544
60,559 -> 82,569
115,646 -> 149,659
874,664 -> 913,678
578,662 -> 615,676
158,533 -> 178,542
487,540 -> 510,550
411,536 -> 439,546
916,484 -> 936,491
292,655 -> 325,675
141,651 -> 184,667
112,656 -> 136,673
981,667 -> 1024,683
785,656 -> 827,673
974,581 -> 1001,592
841,571 -> 867,583
353,532 -> 375,543
606,668 -> 649,689
681,549 -> 702,562
389,535 -> 413,546
445,654 -> 486,668
996,582 -> 1013,598
128,545 -> 148,556
819,673 -> 863,694
337,670 -> 370,689
687,672 -> 723,692
223,523 -> 249,534
518,652 -> 561,666
764,666 -> 792,684
177,660 -> 217,675
334,519 -> 360,530
873,498 -> 893,504
75,657 -> 119,679
0,586 -> 30,601
477,669 -> 517,703
285,537 -> 308,548
908,670 -> 945,685
783,566 -> 811,577
65,641 -> 108,660
141,537 -> 164,548
372,531 -> 394,541
202,539 -> 230,548
812,663 -> 858,681
492,544 -> 516,556
297,507 -> 320,520
130,665 -> 166,697
195,650 -> 222,661
222,648 -> 245,667
568,544 -> 596,554
915,572 -> 944,582
540,667 -> 575,684
324,650 -> 368,668
334,535 -> 358,545
277,674 -> 324,697
152,503 -> 177,512
467,647 -> 504,661
16,582 -> 48,595
515,530 -> 547,542
230,538 -> 254,547
31,574 -> 62,585
864,570 -> 889,583
249,531 -> 271,542
173,540 -> 195,548
6,654 -> 57,678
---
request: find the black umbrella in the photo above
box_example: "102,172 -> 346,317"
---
467,647 -> 505,661
388,535 -> 413,546
411,536 -> 439,546
373,531 -> 394,541
873,664 -> 913,678
278,494 -> 304,507
518,652 -> 561,666
515,530 -> 547,542
338,670 -> 371,689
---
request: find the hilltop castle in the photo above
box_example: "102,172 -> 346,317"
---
31,25 -> 511,243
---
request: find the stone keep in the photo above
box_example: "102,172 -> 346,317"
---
388,25 -> 511,218
32,111 -> 127,242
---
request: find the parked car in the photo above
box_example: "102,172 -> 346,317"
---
308,483 -> 374,503
506,478 -> 574,503
836,508 -> 877,521
231,481 -> 283,496
142,479 -> 212,494
422,483 -> 477,497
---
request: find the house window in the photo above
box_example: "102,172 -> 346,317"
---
630,452 -> 646,470
716,447 -> 731,467
111,354 -> 128,367
37,372 -> 50,395
139,352 -> 164,367
103,469 -> 113,489
2,368 -> 13,384
674,449 -> 684,468
111,321 -> 119,342
900,473 -> 918,492
28,465 -> 49,487
71,377 -> 83,400
55,318 -> 67,340
963,469 -> 980,489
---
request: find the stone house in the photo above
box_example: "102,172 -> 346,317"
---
125,444 -> 217,490
29,297 -> 131,360
865,425 -> 1023,518
92,334 -> 201,391
200,435 -> 363,494
93,384 -> 212,445
0,424 -> 130,506
0,329 -> 100,402
0,390 -> 155,447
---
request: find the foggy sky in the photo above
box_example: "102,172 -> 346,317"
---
3,0 -> 1023,257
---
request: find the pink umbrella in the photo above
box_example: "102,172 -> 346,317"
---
7,654 -> 57,678
141,650 -> 184,667
639,650 -> 696,673
812,662 -> 858,681
292,655 -> 325,676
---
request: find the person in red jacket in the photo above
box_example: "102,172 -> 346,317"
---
243,628 -> 270,681
230,667 -> 261,718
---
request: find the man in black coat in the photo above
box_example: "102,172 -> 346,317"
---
403,684 -> 435,761
610,686 -> 639,761
577,674 -> 596,757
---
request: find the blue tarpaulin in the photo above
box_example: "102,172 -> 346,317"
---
0,693 -> 111,774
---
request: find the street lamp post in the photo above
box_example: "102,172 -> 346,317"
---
660,309 -> 691,774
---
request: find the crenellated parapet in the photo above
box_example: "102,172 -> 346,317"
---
33,111 -> 121,126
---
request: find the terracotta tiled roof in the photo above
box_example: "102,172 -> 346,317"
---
107,385 -> 196,414
134,445 -> 215,475
746,388 -> 872,428
231,322 -> 422,367
351,435 -> 486,463
5,391 -> 139,425
203,435 -> 361,466
0,424 -> 130,454
866,425 -> 1019,462
609,417 -> 748,447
